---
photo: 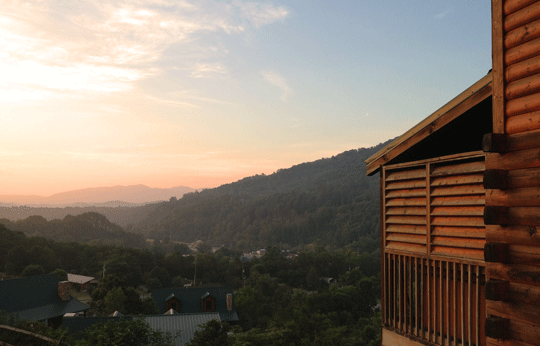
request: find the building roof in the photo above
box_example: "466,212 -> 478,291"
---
365,72 -> 493,175
0,274 -> 89,321
63,313 -> 221,346
67,273 -> 94,285
152,286 -> 239,322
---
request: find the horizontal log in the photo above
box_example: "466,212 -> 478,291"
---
507,91 -> 540,117
486,279 -> 510,301
505,36 -> 540,66
486,129 -> 540,153
486,206 -> 540,225
431,236 -> 485,249
508,245 -> 540,264
486,316 -> 510,339
484,133 -> 508,153
385,216 -> 426,225
431,160 -> 485,176
431,225 -> 485,238
385,197 -> 426,207
505,1 -> 540,32
504,0 -> 538,16
486,149 -> 540,171
430,246 -> 484,259
486,188 -> 540,206
385,224 -> 426,235
487,225 -> 540,245
386,207 -> 426,216
506,73 -> 540,100
510,318 -> 540,345
487,301 -> 540,331
506,281 -> 540,305
505,18 -> 540,49
385,242 -> 426,254
431,196 -> 485,206
484,206 -> 509,225
506,54 -> 540,83
386,233 -> 426,244
430,205 -> 484,216
506,110 -> 540,134
430,174 -> 483,186
485,242 -> 510,263
385,169 -> 426,182
506,166 -> 540,188
431,216 -> 484,227
430,184 -> 485,197
386,188 -> 426,198
487,337 -> 537,346
385,179 -> 426,190
484,170 -> 508,189
487,263 -> 540,286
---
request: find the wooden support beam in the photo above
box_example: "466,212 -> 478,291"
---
485,242 -> 510,263
485,206 -> 510,225
484,133 -> 508,152
486,279 -> 510,301
484,169 -> 508,189
486,316 -> 510,339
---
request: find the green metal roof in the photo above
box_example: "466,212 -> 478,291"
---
151,286 -> 238,322
64,313 -> 221,346
0,274 -> 89,321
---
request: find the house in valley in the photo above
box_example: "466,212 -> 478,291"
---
0,274 -> 90,328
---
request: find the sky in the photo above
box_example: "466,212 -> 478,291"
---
0,0 -> 492,196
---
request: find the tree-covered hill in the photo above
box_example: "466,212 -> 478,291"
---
135,140 -> 391,250
0,212 -> 145,247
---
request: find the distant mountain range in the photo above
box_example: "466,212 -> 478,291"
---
0,185 -> 196,207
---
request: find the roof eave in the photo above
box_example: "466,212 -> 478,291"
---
365,71 -> 493,176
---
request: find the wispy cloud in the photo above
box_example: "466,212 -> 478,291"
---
190,63 -> 228,78
260,70 -> 293,101
0,0 -> 289,103
235,1 -> 289,28
435,8 -> 452,19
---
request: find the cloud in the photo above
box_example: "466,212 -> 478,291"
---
235,1 -> 289,27
190,63 -> 228,78
0,0 -> 290,103
260,70 -> 293,101
435,8 -> 452,19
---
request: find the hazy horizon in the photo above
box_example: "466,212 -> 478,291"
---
1,1 -> 491,196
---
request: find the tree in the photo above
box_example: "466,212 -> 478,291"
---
52,268 -> 68,281
197,242 -> 212,254
80,318 -> 175,346
103,287 -> 126,315
186,319 -> 229,346
21,264 -> 45,277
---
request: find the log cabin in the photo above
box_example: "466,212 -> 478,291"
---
366,1 -> 540,345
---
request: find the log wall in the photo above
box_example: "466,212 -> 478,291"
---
486,1 -> 540,345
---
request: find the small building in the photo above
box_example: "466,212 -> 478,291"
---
0,274 -> 90,327
67,273 -> 95,291
152,286 -> 239,323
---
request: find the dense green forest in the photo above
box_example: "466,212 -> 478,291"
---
133,141 -> 390,250
0,223 -> 381,345
0,212 -> 146,247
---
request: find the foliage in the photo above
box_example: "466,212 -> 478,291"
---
21,264 -> 44,277
133,143 -> 391,250
52,268 -> 68,281
78,317 -> 175,346
186,319 -> 229,346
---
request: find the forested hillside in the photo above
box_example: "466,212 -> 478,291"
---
0,212 -> 145,247
135,140 -> 391,250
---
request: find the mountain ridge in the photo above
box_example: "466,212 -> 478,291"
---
0,184 -> 196,206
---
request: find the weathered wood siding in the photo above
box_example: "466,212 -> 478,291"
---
486,1 -> 540,345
